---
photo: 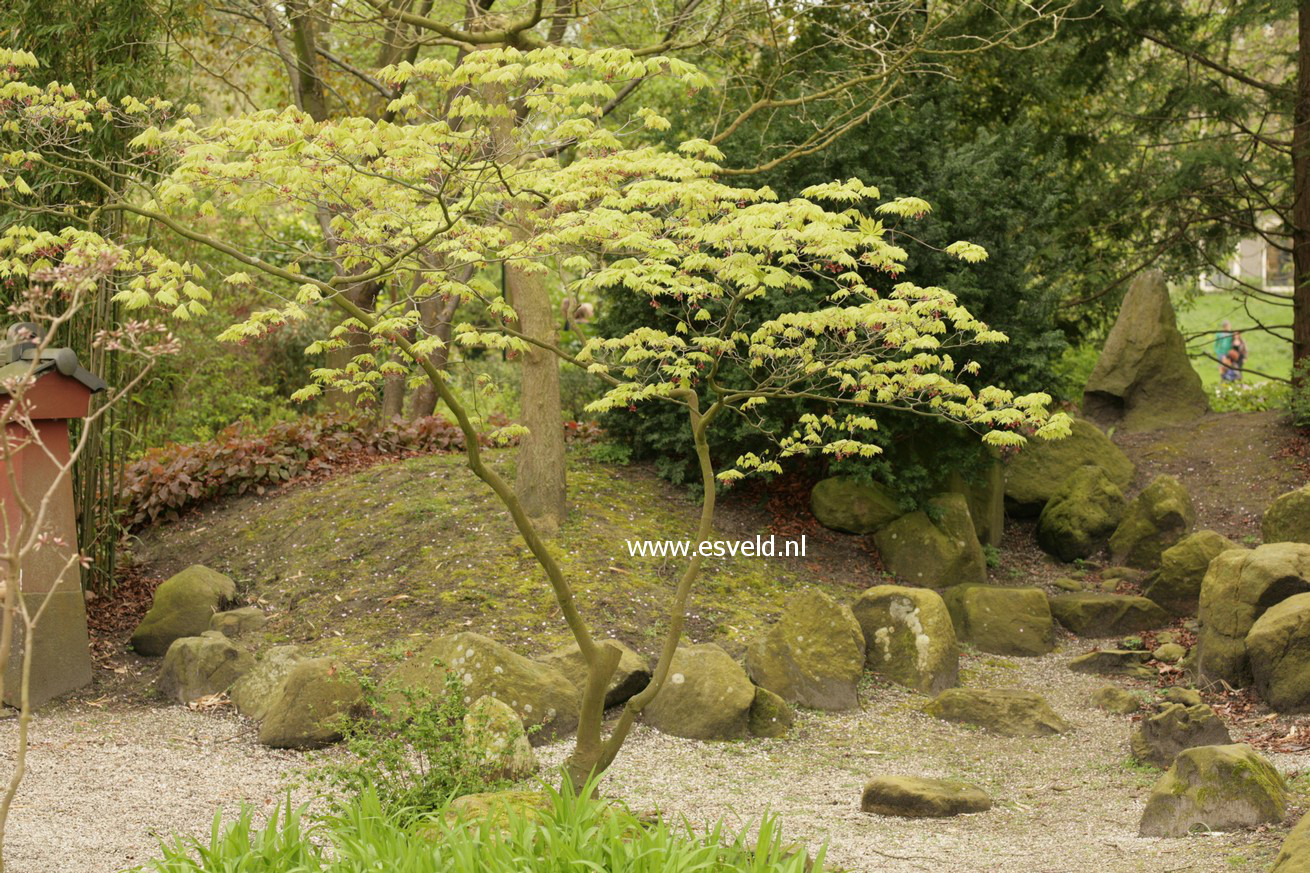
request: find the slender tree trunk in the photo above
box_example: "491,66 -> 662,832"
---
1295,2 -> 1310,376
410,293 -> 459,418
507,257 -> 567,530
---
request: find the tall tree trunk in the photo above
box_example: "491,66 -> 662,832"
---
507,257 -> 567,530
1295,2 -> 1310,377
410,293 -> 459,418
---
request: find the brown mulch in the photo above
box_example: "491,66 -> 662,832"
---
84,565 -> 162,668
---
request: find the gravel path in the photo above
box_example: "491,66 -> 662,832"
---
0,705 -> 302,873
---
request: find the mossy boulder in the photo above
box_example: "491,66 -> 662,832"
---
1067,649 -> 1154,679
1108,475 -> 1196,569
745,589 -> 864,710
1082,269 -> 1209,432
1035,466 -> 1126,562
1196,543 -> 1310,688
463,696 -> 537,781
940,585 -> 1054,656
1092,685 -> 1140,714
1144,531 -> 1243,616
157,631 -> 254,703
1138,744 -> 1287,837
1163,687 -> 1204,707
388,632 -> 580,744
208,606 -> 267,638
1247,592 -> 1310,712
1272,810 -> 1310,873
1048,592 -> 1168,637
1130,704 -> 1232,768
537,639 -> 650,709
747,685 -> 795,738
860,776 -> 992,818
1003,418 -> 1135,515
644,644 -> 755,741
1264,485 -> 1310,546
258,657 -> 363,750
923,688 -> 1070,737
230,645 -> 304,721
873,493 -> 986,587
1152,642 -> 1186,663
130,565 -> 236,657
809,477 -> 902,534
851,585 -> 958,695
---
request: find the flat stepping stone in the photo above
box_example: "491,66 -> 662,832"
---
1068,649 -> 1154,679
923,687 -> 1069,737
861,776 -> 992,818
1049,592 -> 1167,637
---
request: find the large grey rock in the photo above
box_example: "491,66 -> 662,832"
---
924,688 -> 1070,737
1003,419 -> 1135,515
861,776 -> 991,818
1092,685 -> 1141,714
1247,592 -> 1310,712
208,606 -> 267,638
873,493 -> 986,587
851,585 -> 958,694
810,477 -> 902,534
387,633 -> 580,744
1138,744 -> 1287,837
230,645 -> 303,721
463,696 -> 537,781
157,631 -> 254,703
940,585 -> 1054,656
1082,269 -> 1209,432
258,657 -> 363,750
747,685 -> 795,738
1145,531 -> 1242,616
745,589 -> 864,710
1048,592 -> 1168,637
131,566 -> 236,657
1036,465 -> 1126,562
1263,485 -> 1310,546
1108,475 -> 1196,569
1272,809 -> 1310,872
1196,543 -> 1310,688
1130,704 -> 1232,768
537,639 -> 650,709
644,643 -> 755,741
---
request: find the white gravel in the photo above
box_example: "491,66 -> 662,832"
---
0,705 -> 302,873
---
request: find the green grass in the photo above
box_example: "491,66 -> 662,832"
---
136,780 -> 826,873
1173,289 -> 1293,388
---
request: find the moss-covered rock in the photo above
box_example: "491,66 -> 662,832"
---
1272,809 -> 1310,873
644,643 -> 755,741
1108,475 -> 1196,569
810,477 -> 902,534
873,493 -> 986,587
258,657 -> 363,749
851,585 -> 958,694
537,639 -> 650,709
1196,543 -> 1310,687
1163,687 -> 1204,707
1035,466 -> 1126,562
1246,592 -> 1310,712
1138,744 -> 1286,837
1145,531 -> 1242,616
860,776 -> 992,818
1264,485 -> 1310,546
130,565 -> 236,657
1003,419 -> 1135,515
747,685 -> 795,738
923,687 -> 1070,737
1067,649 -> 1154,679
1130,703 -> 1232,768
1082,270 -> 1209,432
744,589 -> 864,710
158,631 -> 254,703
1048,592 -> 1168,637
230,645 -> 303,721
1152,643 -> 1186,663
463,696 -> 537,781
1092,685 -> 1140,714
208,606 -> 267,638
388,632 -> 580,744
940,585 -> 1054,656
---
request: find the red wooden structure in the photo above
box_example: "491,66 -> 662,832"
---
0,323 -> 105,707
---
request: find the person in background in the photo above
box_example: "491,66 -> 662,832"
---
1214,320 -> 1234,376
1220,345 -> 1243,382
1231,330 -> 1248,380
